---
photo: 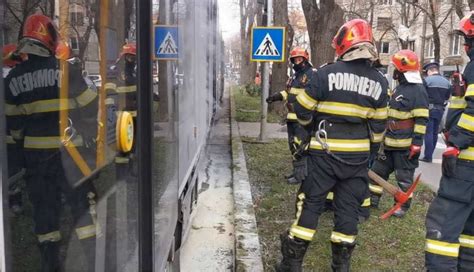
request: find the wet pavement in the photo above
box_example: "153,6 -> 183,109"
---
180,87 -> 234,271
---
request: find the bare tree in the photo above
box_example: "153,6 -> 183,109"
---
452,0 -> 467,19
405,0 -> 454,62
269,0 -> 294,112
4,0 -> 47,40
239,0 -> 261,85
301,0 -> 344,67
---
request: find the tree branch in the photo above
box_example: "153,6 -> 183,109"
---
437,7 -> 453,29
5,3 -> 22,24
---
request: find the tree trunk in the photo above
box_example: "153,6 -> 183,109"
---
452,0 -> 465,19
239,0 -> 259,85
270,0 -> 293,113
432,19 -> 441,62
301,0 -> 344,67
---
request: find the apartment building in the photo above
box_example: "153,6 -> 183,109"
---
338,0 -> 470,77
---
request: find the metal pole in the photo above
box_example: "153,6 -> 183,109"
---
258,0 -> 272,142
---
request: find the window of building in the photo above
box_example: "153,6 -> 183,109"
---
450,34 -> 462,56
408,40 -> 415,51
425,37 -> 434,58
70,11 -> 84,26
70,36 -> 79,50
380,41 -> 390,54
377,17 -> 392,30
379,0 -> 393,4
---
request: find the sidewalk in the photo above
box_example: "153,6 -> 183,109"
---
180,86 -> 234,271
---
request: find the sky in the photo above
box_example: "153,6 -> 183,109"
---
218,0 -> 240,41
217,0 -> 303,41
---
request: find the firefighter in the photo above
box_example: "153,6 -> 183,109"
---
276,19 -> 388,271
4,14 -> 98,271
266,47 -> 315,184
117,42 -> 137,113
3,43 -> 25,215
369,50 -> 429,218
419,61 -> 451,163
425,12 -> 474,270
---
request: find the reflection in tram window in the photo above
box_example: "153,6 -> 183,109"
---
1,1 -> 138,271
1,0 -> 224,270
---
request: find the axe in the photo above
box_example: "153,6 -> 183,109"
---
368,170 -> 421,220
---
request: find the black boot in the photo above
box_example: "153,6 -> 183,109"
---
392,199 -> 411,218
370,194 -> 381,209
331,242 -> 355,272
276,232 -> 309,272
39,241 -> 60,272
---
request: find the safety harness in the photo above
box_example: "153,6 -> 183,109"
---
314,120 -> 369,166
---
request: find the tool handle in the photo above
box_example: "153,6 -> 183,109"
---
368,170 -> 399,196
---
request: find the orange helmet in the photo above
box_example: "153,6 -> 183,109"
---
457,12 -> 474,38
332,19 -> 374,57
289,47 -> 309,61
3,44 -> 20,67
55,41 -> 71,60
120,43 -> 136,58
391,50 -> 420,72
22,14 -> 59,53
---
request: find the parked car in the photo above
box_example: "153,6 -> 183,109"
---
87,74 -> 102,88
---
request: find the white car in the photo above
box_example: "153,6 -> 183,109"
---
87,74 -> 102,88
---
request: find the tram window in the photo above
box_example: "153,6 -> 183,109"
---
1,1 -> 140,271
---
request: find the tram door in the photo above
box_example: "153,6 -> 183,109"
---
0,0 -> 179,271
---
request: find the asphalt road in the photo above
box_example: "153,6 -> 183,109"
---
416,135 -> 445,192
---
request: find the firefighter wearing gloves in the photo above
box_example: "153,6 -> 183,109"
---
266,47 -> 316,184
425,12 -> 474,271
276,19 -> 388,271
4,14 -> 98,271
369,50 -> 428,218
3,44 -> 26,215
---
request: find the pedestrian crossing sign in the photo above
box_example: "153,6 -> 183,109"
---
251,27 -> 286,62
154,25 -> 179,60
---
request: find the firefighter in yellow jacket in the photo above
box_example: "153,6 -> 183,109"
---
276,19 -> 388,271
5,14 -> 98,271
266,47 -> 316,184
425,12 -> 474,270
369,50 -> 429,218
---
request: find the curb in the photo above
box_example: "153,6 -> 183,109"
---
229,86 -> 264,272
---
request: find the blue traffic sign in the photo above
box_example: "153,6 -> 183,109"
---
251,27 -> 286,62
154,25 -> 179,60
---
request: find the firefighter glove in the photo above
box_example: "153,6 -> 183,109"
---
293,156 -> 308,183
408,144 -> 421,160
266,92 -> 283,103
442,146 -> 460,177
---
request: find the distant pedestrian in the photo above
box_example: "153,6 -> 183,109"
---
419,61 -> 451,163
254,71 -> 261,86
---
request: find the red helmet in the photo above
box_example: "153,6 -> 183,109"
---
120,43 -> 136,58
332,19 -> 374,57
55,41 -> 71,60
457,12 -> 474,38
391,50 -> 420,72
289,47 -> 309,61
22,14 -> 59,52
3,44 -> 20,67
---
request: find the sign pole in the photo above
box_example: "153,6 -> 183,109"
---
258,0 -> 273,142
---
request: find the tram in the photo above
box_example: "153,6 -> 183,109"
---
0,0 -> 224,271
